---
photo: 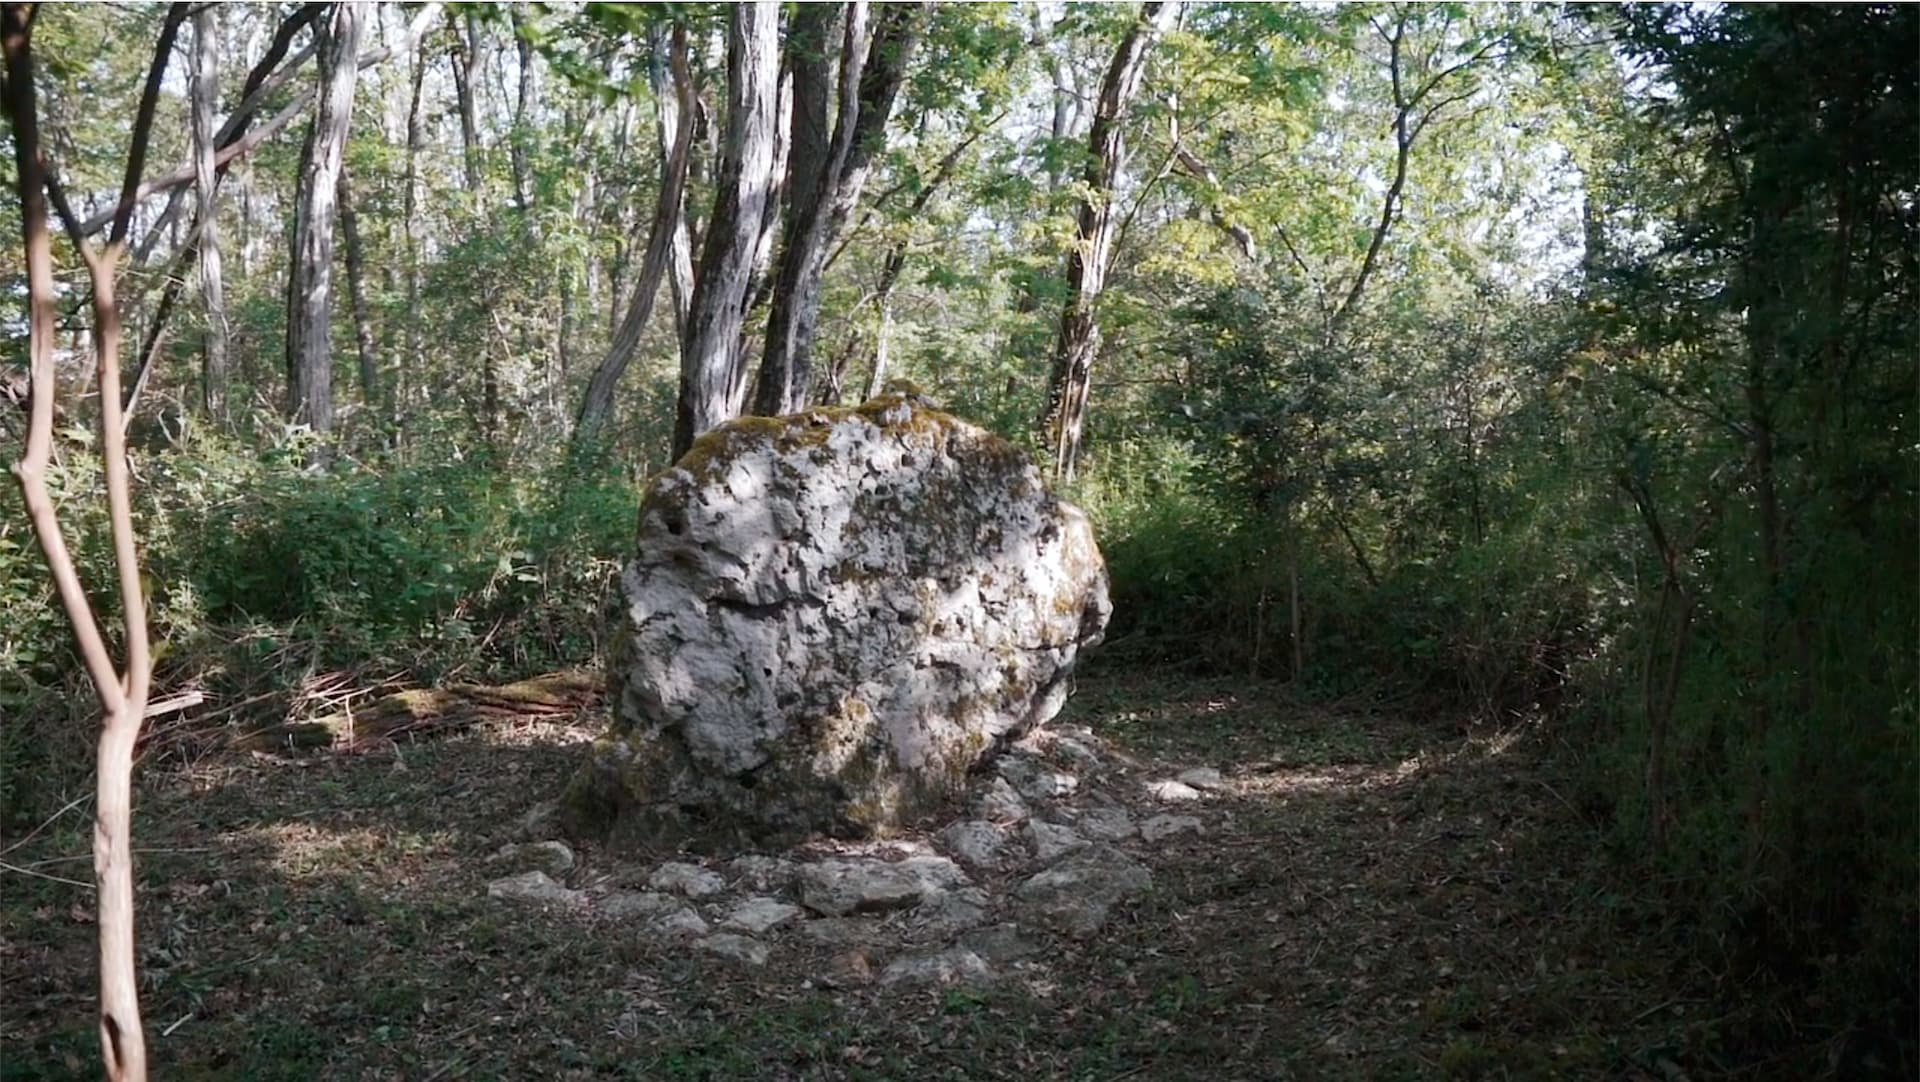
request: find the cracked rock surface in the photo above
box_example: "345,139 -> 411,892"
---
562,390 -> 1110,844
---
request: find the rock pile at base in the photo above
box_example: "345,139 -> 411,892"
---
495,726 -> 1231,988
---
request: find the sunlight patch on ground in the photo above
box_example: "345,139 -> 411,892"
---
246,822 -> 452,880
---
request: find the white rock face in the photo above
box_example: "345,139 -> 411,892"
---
796,855 -> 970,917
648,861 -> 728,899
722,896 -> 803,935
563,390 -> 1111,843
1176,767 -> 1228,791
486,870 -> 583,908
1146,779 -> 1205,803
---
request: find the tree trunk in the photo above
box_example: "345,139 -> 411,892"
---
338,165 -> 378,405
451,11 -> 483,194
672,1 -> 782,460
402,36 -> 427,423
574,20 -> 695,447
189,4 -> 227,422
1038,1 -> 1179,483
285,2 -> 366,436
5,8 -> 177,1077
752,2 -> 926,417
510,9 -> 535,215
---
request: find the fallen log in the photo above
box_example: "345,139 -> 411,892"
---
234,670 -> 601,751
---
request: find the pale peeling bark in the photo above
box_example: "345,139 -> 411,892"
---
672,1 -> 782,460
285,2 -> 366,436
190,4 -> 228,421
1039,0 -> 1180,482
5,6 -> 181,1077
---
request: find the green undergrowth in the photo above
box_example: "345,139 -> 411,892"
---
0,431 -> 634,828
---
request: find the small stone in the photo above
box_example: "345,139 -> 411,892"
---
487,870 -> 583,908
599,890 -> 681,921
1016,846 -> 1152,939
1140,814 -> 1203,842
976,777 -> 1030,824
1051,733 -> 1103,770
1025,820 -> 1088,864
1176,767 -> 1228,791
722,896 -> 803,935
879,947 -> 992,986
1000,756 -> 1079,801
492,840 -> 576,876
650,907 -> 711,939
1145,779 -> 1205,803
940,819 -> 1015,871
728,854 -> 797,893
958,922 -> 1043,964
696,933 -> 770,967
1076,804 -> 1136,841
648,861 -> 727,899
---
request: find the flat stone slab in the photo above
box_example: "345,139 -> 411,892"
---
696,933 -> 770,966
879,947 -> 992,986
1145,779 -> 1205,803
1075,804 -> 1136,841
649,861 -> 728,899
599,890 -> 681,921
1176,767 -> 1229,791
1000,756 -> 1079,801
492,840 -> 576,876
1140,814 -> 1203,843
975,776 -> 1030,824
728,854 -> 797,893
486,871 -> 583,908
722,896 -> 803,935
650,907 -> 711,939
796,855 -> 969,916
1026,820 -> 1088,864
1015,846 -> 1152,939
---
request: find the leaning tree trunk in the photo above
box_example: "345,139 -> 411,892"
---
671,1 -> 781,460
573,20 -> 695,447
1037,0 -> 1179,483
751,1 -> 926,418
285,2 -> 365,436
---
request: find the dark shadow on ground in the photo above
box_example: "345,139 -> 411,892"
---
1,673 -> 1715,1081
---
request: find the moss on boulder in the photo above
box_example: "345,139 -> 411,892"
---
561,390 -> 1110,847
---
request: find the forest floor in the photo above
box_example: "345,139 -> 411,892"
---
1,670 -> 1725,1081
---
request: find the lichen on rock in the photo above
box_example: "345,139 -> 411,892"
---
562,389 -> 1111,846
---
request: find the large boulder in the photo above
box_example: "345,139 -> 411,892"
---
563,389 -> 1110,845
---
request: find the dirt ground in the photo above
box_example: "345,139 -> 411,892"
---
1,671 -> 1720,1080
